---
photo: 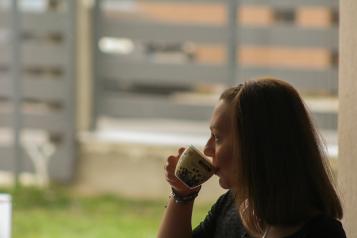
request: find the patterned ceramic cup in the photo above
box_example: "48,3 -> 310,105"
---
175,145 -> 215,188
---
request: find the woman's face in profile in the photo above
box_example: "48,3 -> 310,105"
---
204,100 -> 237,189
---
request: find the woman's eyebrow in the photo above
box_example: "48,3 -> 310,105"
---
209,125 -> 220,131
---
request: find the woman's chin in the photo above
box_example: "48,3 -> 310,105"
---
218,177 -> 231,189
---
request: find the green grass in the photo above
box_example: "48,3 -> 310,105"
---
0,186 -> 212,238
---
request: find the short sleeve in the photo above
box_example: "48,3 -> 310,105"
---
192,192 -> 231,238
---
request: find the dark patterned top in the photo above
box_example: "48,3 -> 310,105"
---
281,214 -> 346,238
192,191 -> 248,238
192,191 -> 346,238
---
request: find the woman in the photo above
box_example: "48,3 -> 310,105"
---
158,78 -> 346,238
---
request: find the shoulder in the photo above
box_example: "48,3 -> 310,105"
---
202,190 -> 238,223
304,215 -> 346,238
192,190 -> 239,238
216,190 -> 234,203
212,190 -> 236,211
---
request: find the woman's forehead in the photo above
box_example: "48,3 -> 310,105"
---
210,100 -> 233,131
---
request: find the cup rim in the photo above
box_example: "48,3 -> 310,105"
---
187,145 -> 214,168
188,144 -> 207,159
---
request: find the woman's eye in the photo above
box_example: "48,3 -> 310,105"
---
211,132 -> 221,143
213,134 -> 221,142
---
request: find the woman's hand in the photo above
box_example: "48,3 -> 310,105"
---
164,147 -> 201,196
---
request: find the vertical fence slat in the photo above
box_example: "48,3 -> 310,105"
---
10,0 -> 22,186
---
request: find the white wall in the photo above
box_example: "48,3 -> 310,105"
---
338,0 -> 357,237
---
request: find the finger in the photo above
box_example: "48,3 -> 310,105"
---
167,178 -> 187,189
165,163 -> 177,178
167,155 -> 179,164
166,177 -> 177,184
178,147 -> 186,157
166,176 -> 182,185
166,173 -> 178,181
166,155 -> 180,170
165,169 -> 175,178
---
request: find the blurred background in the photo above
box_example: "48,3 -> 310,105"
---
0,0 -> 345,237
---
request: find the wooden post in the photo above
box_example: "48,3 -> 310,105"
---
77,0 -> 93,131
338,0 -> 357,237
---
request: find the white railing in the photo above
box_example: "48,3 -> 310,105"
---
0,194 -> 11,238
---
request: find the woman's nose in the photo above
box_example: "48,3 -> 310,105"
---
204,138 -> 214,157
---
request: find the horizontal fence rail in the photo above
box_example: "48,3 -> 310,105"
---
98,56 -> 230,85
237,67 -> 338,92
100,19 -> 229,43
0,111 -> 67,133
101,19 -> 338,50
98,93 -> 337,130
0,73 -> 67,101
0,11 -> 67,33
0,43 -> 67,67
135,0 -> 338,7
